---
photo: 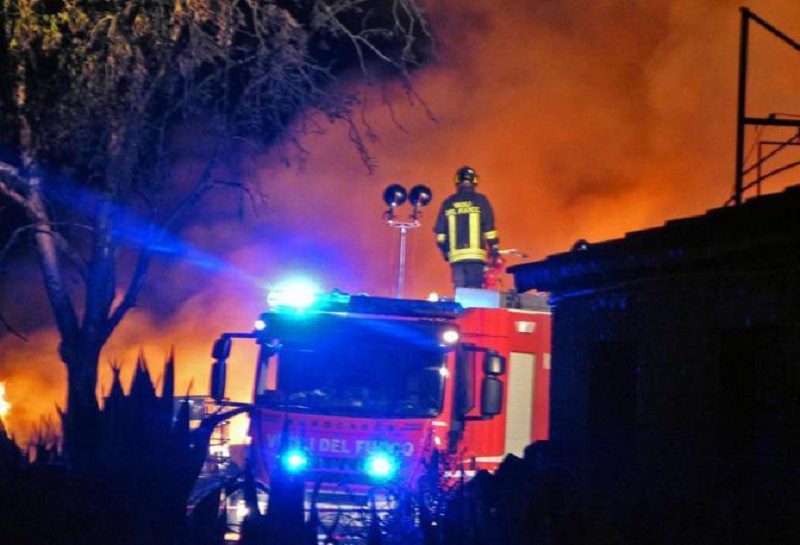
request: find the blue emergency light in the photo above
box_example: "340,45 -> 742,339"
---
281,449 -> 310,473
365,452 -> 398,480
267,278 -> 320,311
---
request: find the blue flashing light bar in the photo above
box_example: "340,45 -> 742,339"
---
265,290 -> 463,319
264,274 -> 463,318
267,278 -> 321,311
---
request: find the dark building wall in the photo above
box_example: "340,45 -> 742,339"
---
552,272 -> 799,498
511,188 -> 800,543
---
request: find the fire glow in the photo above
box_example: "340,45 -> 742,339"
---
0,381 -> 10,422
3,0 -> 800,444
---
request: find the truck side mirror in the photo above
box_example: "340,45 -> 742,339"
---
210,337 -> 231,402
211,336 -> 232,360
480,376 -> 503,416
484,351 -> 506,376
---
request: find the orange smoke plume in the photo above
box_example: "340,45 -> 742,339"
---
4,0 -> 800,442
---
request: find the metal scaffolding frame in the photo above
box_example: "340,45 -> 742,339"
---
733,8 -> 800,205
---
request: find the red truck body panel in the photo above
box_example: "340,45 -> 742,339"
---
456,307 -> 551,470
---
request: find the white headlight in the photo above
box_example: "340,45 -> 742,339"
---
441,329 -> 459,344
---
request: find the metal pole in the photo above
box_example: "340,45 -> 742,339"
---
396,225 -> 408,298
734,8 -> 750,206
757,140 -> 763,195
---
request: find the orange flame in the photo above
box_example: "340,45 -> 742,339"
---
0,381 -> 10,423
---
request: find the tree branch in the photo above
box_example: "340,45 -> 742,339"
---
0,224 -> 36,267
0,311 -> 27,342
163,148 -> 222,230
105,246 -> 151,340
211,178 -> 267,214
104,143 -> 223,339
0,162 -> 31,212
0,221 -> 89,281
316,1 -> 408,77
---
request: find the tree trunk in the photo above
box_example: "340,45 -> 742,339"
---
63,346 -> 102,472
12,45 -> 101,468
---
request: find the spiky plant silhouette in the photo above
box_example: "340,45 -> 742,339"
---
97,350 -> 246,544
0,351 -> 247,545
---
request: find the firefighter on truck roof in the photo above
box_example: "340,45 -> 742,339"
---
434,165 -> 500,289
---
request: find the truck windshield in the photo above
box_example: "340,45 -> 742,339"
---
266,317 -> 447,418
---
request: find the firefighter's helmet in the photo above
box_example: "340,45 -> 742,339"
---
454,165 -> 478,186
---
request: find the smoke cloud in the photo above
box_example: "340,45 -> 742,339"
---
3,0 -> 800,442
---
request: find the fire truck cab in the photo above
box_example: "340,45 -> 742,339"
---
208,283 -> 550,492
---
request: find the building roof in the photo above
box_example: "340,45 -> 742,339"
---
509,186 -> 800,294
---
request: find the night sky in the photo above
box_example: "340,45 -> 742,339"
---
2,0 -> 800,441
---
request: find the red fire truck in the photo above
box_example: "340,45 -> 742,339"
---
207,281 -> 550,535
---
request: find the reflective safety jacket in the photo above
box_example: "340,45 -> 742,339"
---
434,187 -> 499,263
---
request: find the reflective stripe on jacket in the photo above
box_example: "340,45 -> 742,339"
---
433,187 -> 499,263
